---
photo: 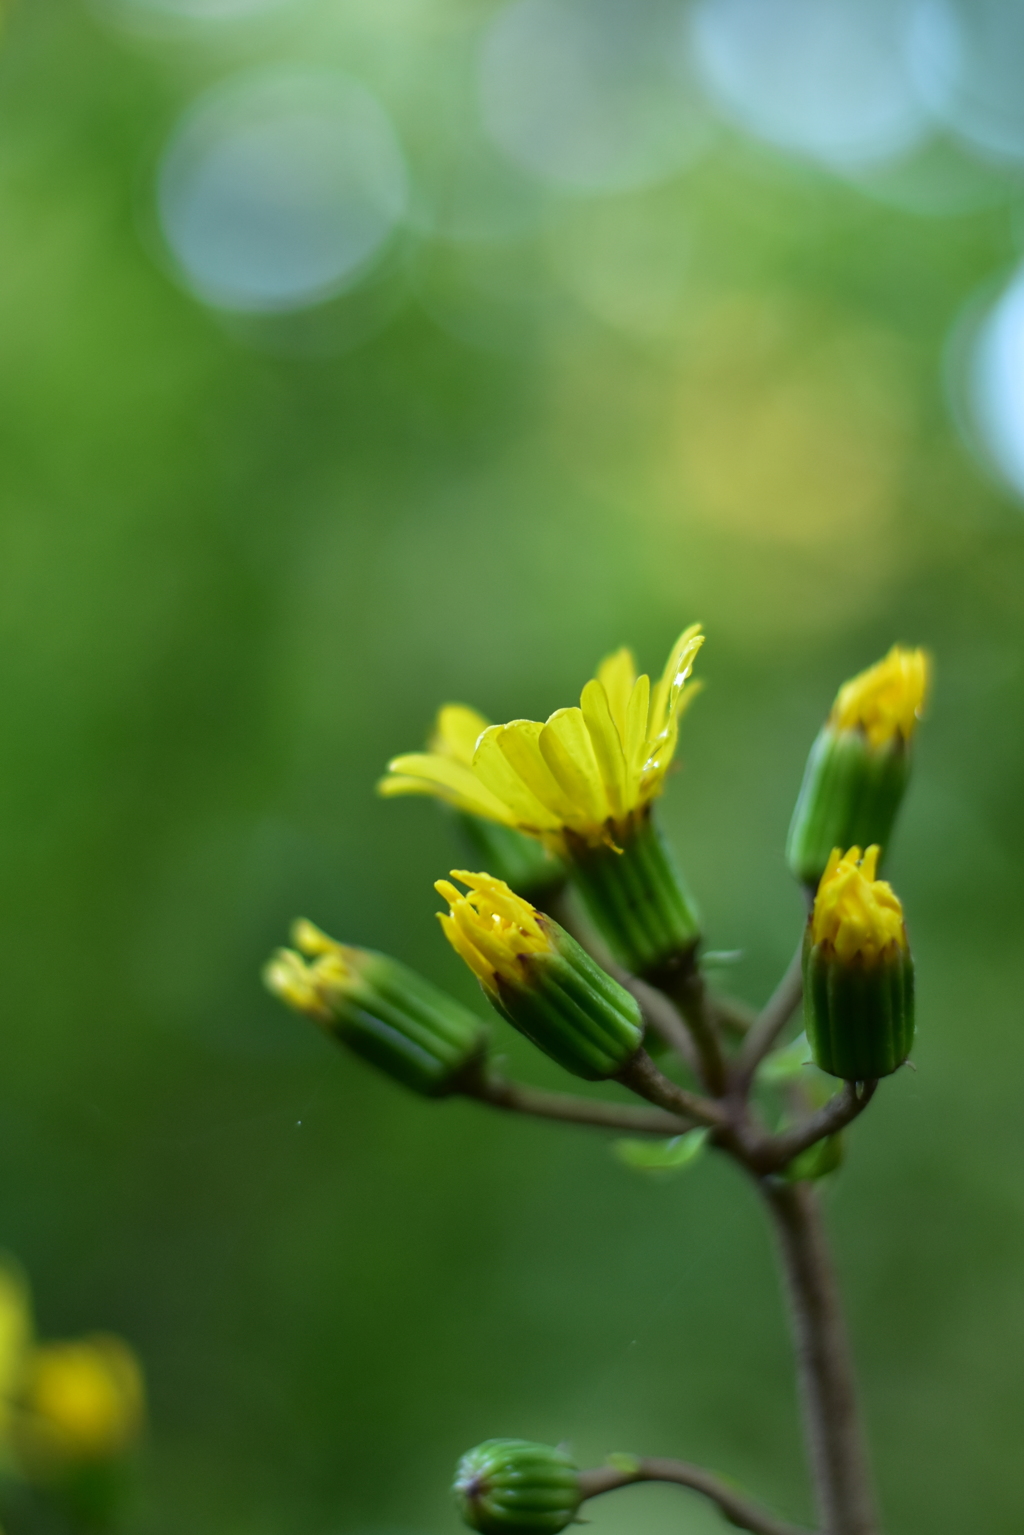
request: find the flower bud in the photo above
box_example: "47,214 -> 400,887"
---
264,922 -> 488,1097
436,871 -> 643,1081
787,646 -> 929,887
453,1439 -> 581,1534
803,846 -> 914,1081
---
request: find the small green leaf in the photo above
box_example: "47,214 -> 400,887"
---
759,1033 -> 813,1084
783,1133 -> 844,1183
613,1128 -> 708,1176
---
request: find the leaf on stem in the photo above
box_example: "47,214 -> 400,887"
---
613,1128 -> 708,1177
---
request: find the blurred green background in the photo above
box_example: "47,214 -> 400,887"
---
3,0 -> 1024,1531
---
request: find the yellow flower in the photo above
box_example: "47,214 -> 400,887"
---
429,704 -> 491,764
435,871 -> 553,999
811,846 -> 907,965
18,1337 -> 144,1468
263,921 -> 361,1026
830,646 -> 929,750
382,626 -> 704,853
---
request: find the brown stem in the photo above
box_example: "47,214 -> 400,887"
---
616,1048 -> 727,1130
647,957 -> 729,1095
761,1181 -> 878,1535
733,944 -> 805,1090
753,1082 -> 877,1175
578,1457 -> 814,1535
461,1070 -> 694,1136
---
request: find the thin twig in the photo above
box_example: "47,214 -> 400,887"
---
616,1048 -> 727,1130
733,943 -> 805,1090
761,1182 -> 878,1535
751,1082 -> 878,1176
614,969 -> 700,1073
577,1457 -> 815,1535
461,1070 -> 695,1136
647,959 -> 729,1095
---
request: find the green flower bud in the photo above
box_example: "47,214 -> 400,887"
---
566,809 -> 700,979
786,646 -> 929,887
264,922 -> 487,1097
803,847 -> 915,1081
453,1440 -> 581,1535
436,871 -> 644,1081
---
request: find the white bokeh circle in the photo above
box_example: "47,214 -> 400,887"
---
691,0 -> 929,169
478,0 -> 715,194
157,68 -> 408,313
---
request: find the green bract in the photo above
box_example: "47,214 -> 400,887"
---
786,726 -> 909,888
803,932 -> 915,1082
453,1440 -> 581,1535
490,923 -> 645,1082
567,810 -> 700,978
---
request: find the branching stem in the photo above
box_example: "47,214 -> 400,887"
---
461,1070 -> 694,1137
577,1457 -> 815,1535
733,942 -> 806,1090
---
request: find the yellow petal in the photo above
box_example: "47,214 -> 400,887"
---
595,647 -> 637,741
622,673 -> 651,806
538,708 -> 609,827
580,679 -> 627,822
380,754 -> 515,824
429,704 -> 490,764
649,624 -> 704,741
474,723 -> 572,829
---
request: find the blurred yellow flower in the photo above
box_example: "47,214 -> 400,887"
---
830,645 -> 929,750
811,846 -> 907,965
17,1337 -> 145,1469
0,1258 -> 144,1478
382,626 -> 703,854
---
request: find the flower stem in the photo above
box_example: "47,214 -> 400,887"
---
577,1457 -> 813,1535
761,1180 -> 878,1535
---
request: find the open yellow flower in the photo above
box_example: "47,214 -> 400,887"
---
382,626 -> 704,855
830,646 -> 929,750
811,846 -> 907,965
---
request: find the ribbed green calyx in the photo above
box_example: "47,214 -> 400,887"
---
803,931 -> 915,1081
453,812 -> 566,904
264,929 -> 488,1097
453,1440 -> 581,1535
566,810 -> 700,978
787,726 -> 910,888
494,922 -> 644,1081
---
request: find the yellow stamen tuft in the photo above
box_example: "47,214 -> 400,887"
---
830,646 -> 929,750
263,924 -> 364,1024
383,625 -> 704,853
811,846 -> 907,964
435,870 -> 554,996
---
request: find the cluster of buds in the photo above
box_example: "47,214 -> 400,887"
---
263,630 -> 930,1534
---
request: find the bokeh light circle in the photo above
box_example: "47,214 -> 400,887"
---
157,68 -> 408,314
909,0 -> 1024,165
478,0 -> 715,194
957,268 -> 1024,501
691,0 -> 929,169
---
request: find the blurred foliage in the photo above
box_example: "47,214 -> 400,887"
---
1,2 -> 1024,1534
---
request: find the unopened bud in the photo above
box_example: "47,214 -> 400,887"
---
264,923 -> 488,1097
803,846 -> 914,1080
436,871 -> 643,1081
787,646 -> 929,887
453,1439 -> 581,1534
